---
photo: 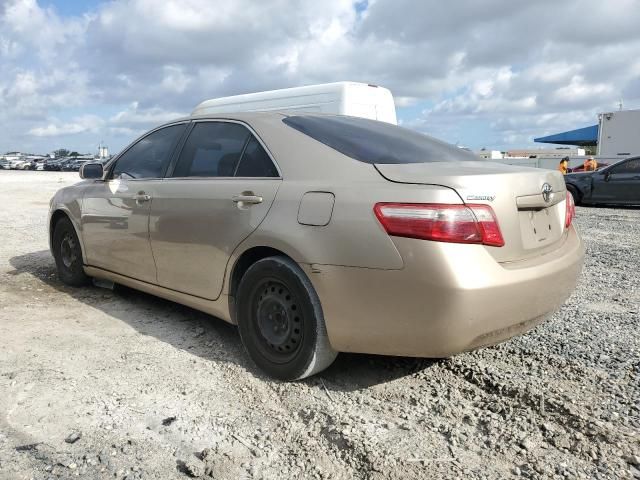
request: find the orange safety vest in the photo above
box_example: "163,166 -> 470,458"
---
584,159 -> 597,171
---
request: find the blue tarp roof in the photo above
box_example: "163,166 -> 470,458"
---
534,124 -> 598,146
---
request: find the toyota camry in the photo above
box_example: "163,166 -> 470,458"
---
48,113 -> 584,380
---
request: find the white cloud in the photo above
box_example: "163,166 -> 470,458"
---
109,102 -> 187,126
27,101 -> 186,141
2,0 -> 86,61
552,76 -> 613,105
29,123 -> 86,137
2,0 -> 640,153
160,66 -> 191,94
29,115 -> 104,137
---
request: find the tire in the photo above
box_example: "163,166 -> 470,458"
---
52,216 -> 91,287
566,185 -> 581,205
236,256 -> 337,380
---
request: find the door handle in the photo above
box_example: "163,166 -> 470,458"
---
232,194 -> 263,205
133,193 -> 151,202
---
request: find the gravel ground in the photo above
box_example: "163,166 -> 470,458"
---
0,170 -> 638,480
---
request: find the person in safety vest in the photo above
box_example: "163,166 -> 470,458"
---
558,157 -> 569,175
583,157 -> 598,171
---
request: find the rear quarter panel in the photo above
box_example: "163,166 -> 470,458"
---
224,115 -> 462,293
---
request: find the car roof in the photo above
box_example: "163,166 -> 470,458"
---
161,111 -> 290,127
155,110 -> 402,130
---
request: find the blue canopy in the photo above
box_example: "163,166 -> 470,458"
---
534,124 -> 598,146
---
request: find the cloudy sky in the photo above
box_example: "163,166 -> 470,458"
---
2,0 -> 639,155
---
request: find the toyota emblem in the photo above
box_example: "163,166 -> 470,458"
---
541,183 -> 553,203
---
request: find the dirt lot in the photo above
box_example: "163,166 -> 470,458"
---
0,170 -> 638,480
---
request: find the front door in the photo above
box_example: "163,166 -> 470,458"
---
591,157 -> 640,204
81,123 -> 187,283
149,121 -> 282,300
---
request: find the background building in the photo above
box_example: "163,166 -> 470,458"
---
535,108 -> 640,159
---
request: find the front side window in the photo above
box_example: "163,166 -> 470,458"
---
282,115 -> 476,164
172,122 -> 250,177
112,124 -> 186,179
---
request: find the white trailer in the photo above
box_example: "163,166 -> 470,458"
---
192,82 -> 397,124
597,108 -> 640,157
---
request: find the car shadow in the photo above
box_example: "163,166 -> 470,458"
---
7,250 -> 436,391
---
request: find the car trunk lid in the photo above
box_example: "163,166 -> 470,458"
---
374,161 -> 568,263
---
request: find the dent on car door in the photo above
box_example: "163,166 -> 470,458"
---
149,121 -> 281,300
81,123 -> 187,283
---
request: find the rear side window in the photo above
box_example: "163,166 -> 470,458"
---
282,115 -> 476,164
112,124 -> 186,179
173,122 -> 250,177
235,137 -> 279,177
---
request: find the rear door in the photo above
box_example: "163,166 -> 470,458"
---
149,120 -> 281,300
81,123 -> 187,283
591,158 -> 640,204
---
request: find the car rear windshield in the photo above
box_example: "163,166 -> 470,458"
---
282,115 -> 476,164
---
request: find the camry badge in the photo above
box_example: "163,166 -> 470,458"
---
541,183 -> 553,203
466,194 -> 495,202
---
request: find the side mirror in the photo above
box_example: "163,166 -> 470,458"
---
79,162 -> 104,179
603,171 -> 611,182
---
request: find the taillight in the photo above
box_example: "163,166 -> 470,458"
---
565,191 -> 575,228
373,203 -> 505,247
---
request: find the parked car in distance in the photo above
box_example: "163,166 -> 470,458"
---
43,160 -> 56,171
44,158 -> 66,171
564,157 -> 640,205
9,158 -> 31,169
25,158 -> 43,170
0,158 -> 10,170
61,161 -> 75,171
62,159 -> 91,172
48,112 -> 584,380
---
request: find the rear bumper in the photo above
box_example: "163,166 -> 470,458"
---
305,226 -> 584,357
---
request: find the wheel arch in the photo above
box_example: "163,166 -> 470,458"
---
49,208 -> 87,264
227,245 -> 298,323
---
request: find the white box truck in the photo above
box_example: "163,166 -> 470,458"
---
597,109 -> 640,157
192,81 -> 397,124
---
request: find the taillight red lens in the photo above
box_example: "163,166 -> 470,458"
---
373,203 -> 505,247
565,191 -> 575,228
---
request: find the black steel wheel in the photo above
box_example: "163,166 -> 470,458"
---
52,216 -> 91,287
253,279 -> 304,363
236,256 -> 337,380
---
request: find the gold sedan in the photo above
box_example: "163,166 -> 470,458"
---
48,113 -> 584,380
